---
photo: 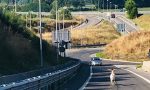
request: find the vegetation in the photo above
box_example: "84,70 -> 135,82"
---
50,7 -> 72,20
0,9 -> 65,75
1,0 -> 150,12
133,15 -> 150,31
96,52 -> 108,58
104,31 -> 150,62
104,14 -> 150,62
136,64 -> 142,69
19,2 -> 51,12
138,7 -> 150,11
71,20 -> 120,45
41,15 -> 85,43
125,0 -> 138,19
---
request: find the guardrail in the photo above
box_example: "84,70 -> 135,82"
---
117,15 -> 139,30
0,59 -> 81,90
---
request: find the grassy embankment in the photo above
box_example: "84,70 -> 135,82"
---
100,15 -> 150,62
0,10 -> 69,75
35,15 -> 86,43
71,20 -> 121,45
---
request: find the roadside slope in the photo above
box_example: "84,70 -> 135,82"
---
104,15 -> 150,61
104,31 -> 150,61
71,20 -> 121,45
0,10 -> 58,75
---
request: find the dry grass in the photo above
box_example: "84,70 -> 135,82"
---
71,20 -> 120,45
41,32 -> 52,44
104,15 -> 150,61
35,15 -> 86,44
32,15 -> 85,26
133,15 -> 150,31
104,31 -> 150,61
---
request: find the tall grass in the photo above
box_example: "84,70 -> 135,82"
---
133,15 -> 150,31
0,9 -> 60,75
104,31 -> 150,61
71,20 -> 120,45
105,15 -> 150,61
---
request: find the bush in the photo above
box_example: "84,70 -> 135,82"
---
125,0 -> 138,19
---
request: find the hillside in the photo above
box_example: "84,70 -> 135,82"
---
104,31 -> 150,61
0,10 -> 59,75
104,15 -> 150,61
133,15 -> 150,31
71,20 -> 120,45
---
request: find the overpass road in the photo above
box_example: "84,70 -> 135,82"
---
73,16 -> 102,30
110,15 -> 138,33
61,48 -> 150,90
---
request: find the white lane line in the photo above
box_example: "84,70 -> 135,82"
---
125,69 -> 150,84
115,65 -> 150,84
117,16 -> 137,30
79,66 -> 93,90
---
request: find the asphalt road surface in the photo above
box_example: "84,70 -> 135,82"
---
73,16 -> 102,30
62,48 -> 150,90
110,16 -> 137,33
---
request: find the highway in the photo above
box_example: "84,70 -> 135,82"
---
1,11 -> 149,89
110,15 -> 138,33
73,15 -> 102,30
61,48 -> 150,90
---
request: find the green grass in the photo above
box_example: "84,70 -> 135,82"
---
138,7 -> 150,11
96,52 -> 108,58
136,64 -> 142,69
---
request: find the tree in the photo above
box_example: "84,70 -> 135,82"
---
59,8 -> 73,20
125,0 -> 138,19
20,2 -> 50,12
72,1 -> 79,8
50,0 -> 72,19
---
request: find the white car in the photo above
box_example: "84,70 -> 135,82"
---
90,57 -> 102,66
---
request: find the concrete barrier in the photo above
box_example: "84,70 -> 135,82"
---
142,61 -> 150,72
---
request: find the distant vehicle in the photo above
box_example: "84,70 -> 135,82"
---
90,57 -> 102,66
111,14 -> 115,18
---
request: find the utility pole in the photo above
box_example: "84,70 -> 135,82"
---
103,0 -> 105,13
39,0 -> 43,67
26,13 -> 28,28
110,2 -> 112,12
14,0 -> 17,12
55,0 -> 59,63
107,0 -> 109,12
30,11 -> 32,31
98,0 -> 99,12
98,0 -> 100,18
63,9 -> 65,31
63,7 -> 67,40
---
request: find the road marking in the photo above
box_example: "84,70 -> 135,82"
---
115,65 -> 150,84
125,69 -> 150,84
79,66 -> 93,90
118,15 -> 137,30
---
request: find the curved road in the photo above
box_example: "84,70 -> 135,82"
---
73,15 -> 102,30
62,48 -> 150,90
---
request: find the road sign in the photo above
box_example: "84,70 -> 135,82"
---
52,30 -> 71,49
117,24 -> 125,32
52,30 -> 71,43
